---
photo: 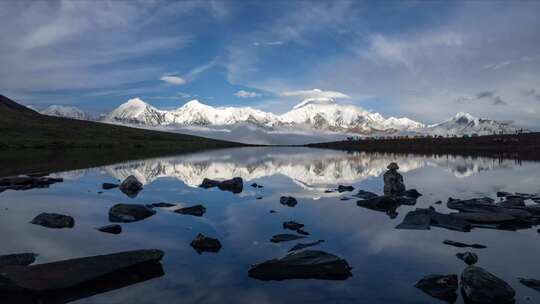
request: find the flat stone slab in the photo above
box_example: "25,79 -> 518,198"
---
443,240 -> 487,249
395,209 -> 431,230
414,274 -> 458,303
270,234 -> 306,243
108,204 -> 155,223
518,278 -> 540,292
96,224 -> 122,235
190,234 -> 221,254
0,249 -> 164,292
248,250 -> 352,281
174,205 -> 206,217
30,213 -> 74,229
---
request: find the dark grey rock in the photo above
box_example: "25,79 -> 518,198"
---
190,233 -> 221,254
0,253 -> 38,267
269,210 -> 277,213
30,213 -> 74,229
270,234 -> 306,243
288,240 -> 325,252
497,191 -> 511,197
518,278 -> 540,292
199,178 -> 220,189
280,196 -> 298,207
357,195 -> 399,218
0,249 -> 163,292
403,188 -> 422,198
119,175 -> 143,198
250,183 -> 258,188
434,200 -> 442,204
457,252 -> 478,265
102,183 -> 119,190
395,209 -> 431,230
353,190 -> 378,200
149,202 -> 176,208
340,197 -> 352,201
174,205 -> 206,217
283,221 -> 304,231
108,204 -> 155,223
383,163 -> 405,196
296,228 -> 310,236
414,274 -> 458,303
199,177 -> 243,193
256,196 -> 263,200
0,176 -> 63,193
499,196 -> 525,207
461,266 -> 515,304
248,250 -> 352,281
96,224 -> 122,235
443,240 -> 487,249
337,185 -> 354,193
428,208 -> 471,232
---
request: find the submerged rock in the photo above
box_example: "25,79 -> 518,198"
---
283,221 -> 304,231
96,224 -> 122,235
190,234 -> 222,254
443,240 -> 487,249
199,177 -> 243,193
148,202 -> 176,208
108,204 -> 155,223
102,183 -> 119,190
518,278 -> 540,292
288,240 -> 325,252
461,266 -> 515,304
296,228 -> 310,236
357,196 -> 399,219
270,234 -> 306,243
414,274 -> 458,303
248,250 -> 352,281
0,249 -> 164,292
456,252 -> 478,265
383,162 -> 405,196
0,253 -> 38,267
119,175 -> 143,198
0,176 -> 63,193
174,205 -> 206,217
30,213 -> 74,229
280,196 -> 298,207
337,185 -> 354,193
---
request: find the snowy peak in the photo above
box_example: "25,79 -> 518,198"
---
106,97 -> 165,126
41,105 -> 88,120
420,112 -> 519,136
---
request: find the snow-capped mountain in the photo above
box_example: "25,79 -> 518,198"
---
105,98 -> 166,125
41,105 -> 88,120
419,112 -> 519,136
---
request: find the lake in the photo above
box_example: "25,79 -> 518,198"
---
1,147 -> 539,303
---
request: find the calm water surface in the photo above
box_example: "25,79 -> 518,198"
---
1,147 -> 539,303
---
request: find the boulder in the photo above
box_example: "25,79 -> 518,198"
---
0,253 -> 38,267
461,266 -> 515,304
118,175 -> 143,198
337,185 -> 354,193
270,234 -> 306,243
456,252 -> 478,265
0,249 -> 163,292
0,176 -> 63,193
30,213 -> 74,229
414,274 -> 458,303
518,278 -> 540,292
383,163 -> 405,196
96,224 -> 122,235
199,177 -> 243,193
288,240 -> 325,252
443,240 -> 487,249
190,234 -> 222,254
248,250 -> 352,281
280,196 -> 298,207
174,205 -> 206,217
199,178 -> 220,189
102,183 -> 119,190
108,204 -> 155,223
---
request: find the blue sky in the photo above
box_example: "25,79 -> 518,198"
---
1,0 -> 540,127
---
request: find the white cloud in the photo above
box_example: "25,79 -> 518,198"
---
160,75 -> 186,85
234,90 -> 261,98
281,89 -> 350,100
253,41 -> 283,47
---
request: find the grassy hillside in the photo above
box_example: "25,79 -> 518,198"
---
0,94 -> 242,150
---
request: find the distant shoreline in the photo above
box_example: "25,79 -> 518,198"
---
306,132 -> 540,161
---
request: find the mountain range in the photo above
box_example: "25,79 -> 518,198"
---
36,95 -> 521,144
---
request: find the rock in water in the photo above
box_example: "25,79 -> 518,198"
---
357,195 -> 399,219
288,240 -> 325,252
283,221 -> 304,231
383,162 -> 405,196
518,278 -> 540,292
108,204 -> 155,223
119,175 -> 143,198
248,250 -> 352,281
395,209 -> 431,230
403,189 -> 422,198
337,185 -> 354,193
456,252 -> 478,265
102,183 -> 119,190
96,224 -> 122,235
0,176 -> 63,193
270,234 -> 306,243
30,213 -> 74,229
190,234 -> 222,254
443,240 -> 487,249
217,177 -> 243,193
174,205 -> 206,217
0,253 -> 38,267
414,274 -> 458,303
199,177 -> 243,193
148,202 -> 176,208
353,190 -> 379,200
280,196 -> 298,207
0,249 -> 164,292
461,266 -> 515,304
